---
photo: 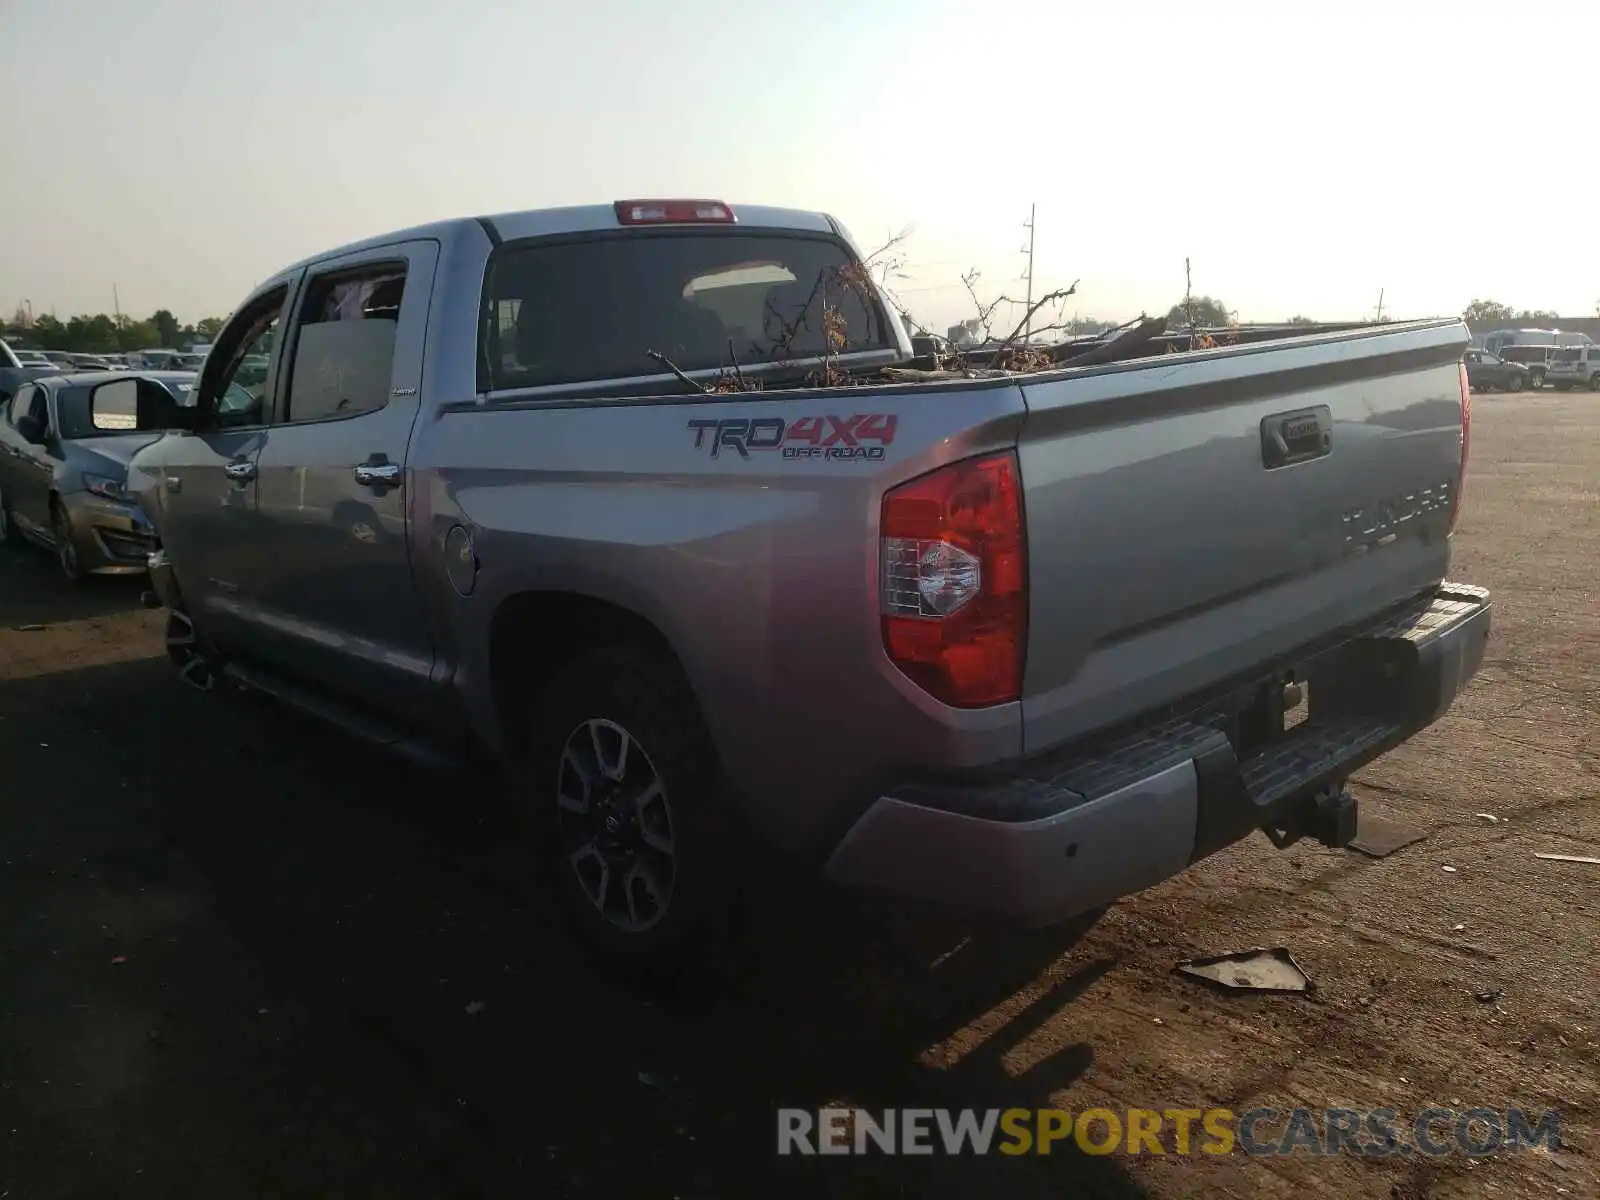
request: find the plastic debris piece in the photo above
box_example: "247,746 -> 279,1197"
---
1534,853 -> 1600,866
1442,865 -> 1457,873
1348,815 -> 1427,858
639,1071 -> 668,1090
1474,989 -> 1502,1003
14,624 -> 45,632
464,1000 -> 487,1016
110,955 -> 127,964
1175,947 -> 1311,993
1475,813 -> 1499,822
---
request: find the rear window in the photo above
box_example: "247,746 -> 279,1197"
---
481,233 -> 892,392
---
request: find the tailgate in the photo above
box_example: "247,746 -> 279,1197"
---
1014,319 -> 1469,754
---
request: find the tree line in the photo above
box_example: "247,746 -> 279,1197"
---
1460,300 -> 1562,325
2,308 -> 228,354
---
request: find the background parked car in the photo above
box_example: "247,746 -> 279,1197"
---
1545,345 -> 1600,391
67,353 -> 118,371
0,371 -> 194,580
1463,349 -> 1529,392
1497,343 -> 1553,388
0,340 -> 63,404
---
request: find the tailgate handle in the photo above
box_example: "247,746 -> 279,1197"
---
1261,405 -> 1332,469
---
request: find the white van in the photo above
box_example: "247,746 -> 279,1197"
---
1545,345 -> 1600,391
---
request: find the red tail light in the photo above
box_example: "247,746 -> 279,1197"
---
1451,362 -> 1471,533
613,199 -> 736,225
880,451 -> 1027,707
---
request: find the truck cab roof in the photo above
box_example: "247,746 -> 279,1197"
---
277,202 -> 843,278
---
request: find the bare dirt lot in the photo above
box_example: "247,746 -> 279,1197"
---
2,393 -> 1596,1199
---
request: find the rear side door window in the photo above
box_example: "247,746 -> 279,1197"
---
6,385 -> 35,425
280,264 -> 407,423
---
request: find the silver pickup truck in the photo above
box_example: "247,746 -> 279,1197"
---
126,199 -> 1490,974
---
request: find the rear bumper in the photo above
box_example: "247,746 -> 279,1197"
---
823,582 -> 1491,926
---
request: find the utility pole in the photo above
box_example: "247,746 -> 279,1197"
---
1184,257 -> 1195,349
1020,203 -> 1036,344
113,284 -> 122,328
1375,288 -> 1384,323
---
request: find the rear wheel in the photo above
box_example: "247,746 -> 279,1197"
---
1531,369 -> 1545,389
1507,373 -> 1524,392
527,645 -> 736,982
1589,374 -> 1600,392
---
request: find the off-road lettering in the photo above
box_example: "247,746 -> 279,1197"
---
686,413 -> 899,461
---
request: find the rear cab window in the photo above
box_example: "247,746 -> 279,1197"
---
479,232 -> 894,394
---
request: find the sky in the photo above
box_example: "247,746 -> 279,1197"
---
2,0 -> 1596,333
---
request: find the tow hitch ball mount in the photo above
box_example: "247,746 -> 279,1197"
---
1265,782 -> 1358,850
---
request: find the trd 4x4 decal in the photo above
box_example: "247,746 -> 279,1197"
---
686,414 -> 898,461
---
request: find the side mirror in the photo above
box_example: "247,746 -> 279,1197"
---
15,413 -> 46,443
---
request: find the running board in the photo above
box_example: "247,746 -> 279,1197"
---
219,661 -> 460,770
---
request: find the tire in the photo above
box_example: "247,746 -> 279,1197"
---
0,482 -> 16,546
50,502 -> 84,583
1590,374 -> 1600,393
527,645 -> 735,982
1507,373 -> 1524,393
1531,370 -> 1545,389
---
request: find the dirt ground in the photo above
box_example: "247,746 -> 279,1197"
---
1,393 -> 1595,1199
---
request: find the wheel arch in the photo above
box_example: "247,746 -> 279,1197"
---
485,588 -> 698,762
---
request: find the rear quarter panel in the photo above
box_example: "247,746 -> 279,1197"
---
411,384 -> 1029,850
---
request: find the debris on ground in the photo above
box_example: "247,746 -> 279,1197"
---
1348,815 -> 1428,858
1442,865 -> 1458,873
110,955 -> 127,964
638,1071 -> 668,1091
1474,989 -> 1503,1004
1175,947 -> 1311,993
13,624 -> 45,632
464,1000 -> 487,1016
1534,853 -> 1600,865
1475,812 -> 1501,822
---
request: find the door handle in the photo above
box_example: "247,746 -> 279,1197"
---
353,461 -> 402,487
224,460 -> 256,482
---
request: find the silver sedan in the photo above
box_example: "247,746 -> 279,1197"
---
0,371 -> 198,581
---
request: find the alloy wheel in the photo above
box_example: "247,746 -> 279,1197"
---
555,717 -> 676,933
53,509 -> 80,580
